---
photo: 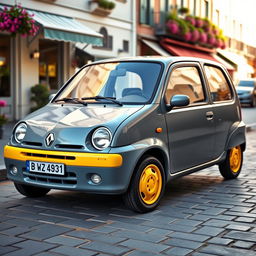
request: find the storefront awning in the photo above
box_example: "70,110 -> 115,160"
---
213,54 -> 235,71
217,49 -> 254,74
141,39 -> 170,56
160,40 -> 217,62
30,10 -> 103,46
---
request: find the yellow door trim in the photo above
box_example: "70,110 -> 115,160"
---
4,145 -> 123,168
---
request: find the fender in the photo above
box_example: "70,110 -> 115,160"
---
225,121 -> 246,151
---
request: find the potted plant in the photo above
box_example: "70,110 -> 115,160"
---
30,84 -> 50,112
0,4 -> 39,37
90,0 -> 116,16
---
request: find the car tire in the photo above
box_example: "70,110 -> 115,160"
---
219,145 -> 243,179
123,156 -> 165,213
14,183 -> 51,197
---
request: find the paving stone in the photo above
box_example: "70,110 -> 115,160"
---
59,219 -> 101,229
112,230 -> 166,243
224,230 -> 256,242
81,241 -> 131,255
0,234 -> 25,246
172,219 -> 202,227
0,223 -> 16,231
50,245 -> 97,256
230,206 -> 254,213
168,232 -> 210,242
127,250 -> 160,256
201,208 -> 226,215
4,240 -> 57,256
232,241 -> 254,249
0,226 -> 32,236
207,237 -> 233,245
235,217 -> 255,223
0,246 -> 18,255
164,238 -> 203,250
164,247 -> 193,256
147,228 -> 172,237
199,244 -> 256,256
226,224 -> 251,231
119,239 -> 169,253
45,235 -> 86,246
202,219 -> 231,228
193,226 -> 224,236
66,230 -> 126,244
19,224 -> 72,241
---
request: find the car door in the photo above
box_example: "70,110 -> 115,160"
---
204,65 -> 238,158
164,62 -> 215,173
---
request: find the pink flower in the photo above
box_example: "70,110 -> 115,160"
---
0,100 -> 7,107
191,30 -> 200,42
183,32 -> 192,41
167,21 -> 179,34
199,32 -> 207,43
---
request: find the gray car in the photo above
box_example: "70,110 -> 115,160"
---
236,79 -> 256,107
4,57 -> 246,213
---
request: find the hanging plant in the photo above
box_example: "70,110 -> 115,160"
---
0,4 -> 39,37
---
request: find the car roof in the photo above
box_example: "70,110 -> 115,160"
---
91,56 -> 221,67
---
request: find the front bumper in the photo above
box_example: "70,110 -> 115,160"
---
4,145 -> 138,194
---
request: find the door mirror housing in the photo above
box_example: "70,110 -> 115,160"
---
168,95 -> 190,111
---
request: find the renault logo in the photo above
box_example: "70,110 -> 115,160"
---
45,133 -> 54,146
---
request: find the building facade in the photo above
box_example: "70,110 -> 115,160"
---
136,0 -> 256,83
0,0 -> 135,120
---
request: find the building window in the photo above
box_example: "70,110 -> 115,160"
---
123,40 -> 129,52
39,39 -> 60,91
93,27 -> 113,50
193,0 -> 197,16
204,0 -> 209,18
140,0 -> 154,26
0,34 -> 10,97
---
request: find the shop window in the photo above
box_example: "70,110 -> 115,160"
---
0,35 -> 10,97
39,39 -> 60,91
93,27 -> 113,50
140,0 -> 154,26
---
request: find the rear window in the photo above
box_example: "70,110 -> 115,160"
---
204,65 -> 232,102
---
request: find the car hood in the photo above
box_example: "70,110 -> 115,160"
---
16,104 -> 144,151
236,86 -> 253,93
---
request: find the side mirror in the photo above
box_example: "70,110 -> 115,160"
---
49,94 -> 56,102
168,95 -> 190,111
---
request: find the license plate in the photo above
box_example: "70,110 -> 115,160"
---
26,161 -> 65,176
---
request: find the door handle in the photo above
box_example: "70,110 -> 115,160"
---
206,111 -> 214,120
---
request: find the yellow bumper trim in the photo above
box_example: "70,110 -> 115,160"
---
4,145 -> 123,168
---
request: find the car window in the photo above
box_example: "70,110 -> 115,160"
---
165,66 -> 206,105
56,62 -> 162,104
204,65 -> 232,102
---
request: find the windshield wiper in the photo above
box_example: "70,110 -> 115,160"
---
81,96 -> 123,106
54,97 -> 87,106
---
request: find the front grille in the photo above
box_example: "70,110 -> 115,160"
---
23,141 -> 43,147
55,144 -> 84,149
22,152 -> 75,160
23,169 -> 77,186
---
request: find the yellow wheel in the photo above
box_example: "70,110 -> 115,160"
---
229,146 -> 242,173
139,164 -> 162,205
219,145 -> 243,179
124,156 -> 165,213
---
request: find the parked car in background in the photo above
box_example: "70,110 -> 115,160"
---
4,57 -> 246,213
236,79 -> 256,107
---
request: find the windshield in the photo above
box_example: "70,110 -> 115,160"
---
55,61 -> 162,104
238,80 -> 255,87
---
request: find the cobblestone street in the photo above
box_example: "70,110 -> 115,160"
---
0,130 -> 255,256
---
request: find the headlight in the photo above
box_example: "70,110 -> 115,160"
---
14,123 -> 27,143
92,127 -> 112,150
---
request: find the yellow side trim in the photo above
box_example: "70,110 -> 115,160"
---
4,145 -> 123,168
